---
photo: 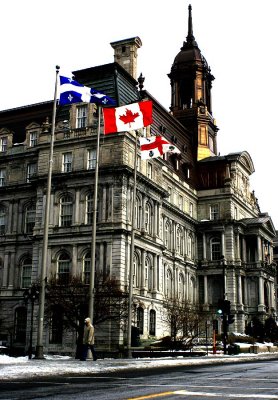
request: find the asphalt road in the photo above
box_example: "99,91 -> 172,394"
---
2,359 -> 278,399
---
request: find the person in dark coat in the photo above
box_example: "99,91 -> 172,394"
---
80,317 -> 97,361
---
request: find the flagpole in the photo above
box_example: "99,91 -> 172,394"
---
127,130 -> 138,358
35,65 -> 60,359
88,105 -> 101,323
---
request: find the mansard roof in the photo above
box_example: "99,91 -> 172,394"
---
198,151 -> 255,175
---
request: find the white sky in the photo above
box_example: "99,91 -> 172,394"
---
1,0 -> 277,228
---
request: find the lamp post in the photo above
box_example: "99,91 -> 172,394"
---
23,286 -> 40,359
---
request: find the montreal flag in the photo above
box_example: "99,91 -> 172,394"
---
103,101 -> 153,135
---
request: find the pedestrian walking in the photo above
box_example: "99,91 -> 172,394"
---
80,317 -> 97,361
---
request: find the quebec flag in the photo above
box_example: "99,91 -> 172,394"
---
59,76 -> 116,106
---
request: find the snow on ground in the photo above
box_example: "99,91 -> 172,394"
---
0,349 -> 278,381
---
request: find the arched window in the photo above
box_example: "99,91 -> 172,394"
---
166,268 -> 172,298
149,310 -> 156,336
24,203 -> 36,234
21,258 -> 32,288
187,234 -> 193,259
57,253 -> 71,283
145,202 -> 152,235
59,194 -> 73,227
135,196 -> 141,229
14,307 -> 27,343
137,307 -> 144,334
49,305 -> 63,344
83,251 -> 91,284
0,205 -> 6,235
164,220 -> 171,249
177,227 -> 184,255
133,253 -> 139,288
86,193 -> 93,224
211,237 -> 221,261
145,257 -> 152,291
178,273 -> 185,300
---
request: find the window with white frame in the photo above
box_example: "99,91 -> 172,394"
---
147,163 -> 152,179
76,105 -> 88,128
187,234 -> 193,259
211,237 -> 221,261
83,251 -> 91,284
26,163 -> 37,182
178,273 -> 185,300
24,204 -> 36,234
210,204 -> 219,220
145,202 -> 152,234
57,252 -> 71,283
189,202 -> 193,217
86,193 -> 93,224
0,169 -> 6,187
166,268 -> 172,298
59,195 -> 73,227
178,195 -> 183,211
87,149 -> 96,170
29,131 -> 38,147
62,152 -> 72,173
164,220 -> 171,249
133,253 -> 139,287
0,137 -> 7,152
135,196 -> 141,229
21,258 -> 32,288
0,206 -> 6,235
145,257 -> 152,290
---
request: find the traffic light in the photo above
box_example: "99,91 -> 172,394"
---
228,314 -> 235,325
217,299 -> 231,315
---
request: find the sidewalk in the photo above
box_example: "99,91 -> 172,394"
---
1,352 -> 278,381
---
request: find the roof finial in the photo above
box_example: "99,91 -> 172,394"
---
186,4 -> 198,47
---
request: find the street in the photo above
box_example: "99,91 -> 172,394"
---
1,359 -> 278,399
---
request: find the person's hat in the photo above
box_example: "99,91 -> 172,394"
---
84,317 -> 91,323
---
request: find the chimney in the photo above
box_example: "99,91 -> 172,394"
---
110,37 -> 142,79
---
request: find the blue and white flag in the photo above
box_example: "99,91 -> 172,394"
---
59,76 -> 116,106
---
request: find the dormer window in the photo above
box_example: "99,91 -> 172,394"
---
76,105 -> 87,129
30,131 -> 38,147
210,204 -> 219,220
0,137 -> 7,152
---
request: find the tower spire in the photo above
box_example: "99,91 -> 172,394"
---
186,4 -> 198,47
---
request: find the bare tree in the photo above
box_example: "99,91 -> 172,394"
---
44,274 -> 128,356
161,298 -> 208,350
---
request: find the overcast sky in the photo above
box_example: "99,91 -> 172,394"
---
1,0 -> 277,228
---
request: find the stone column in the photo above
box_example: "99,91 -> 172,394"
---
257,235 -> 262,261
2,252 -> 9,287
204,275 -> 208,304
221,231 -> 225,258
72,245 -> 77,275
153,254 -> 158,292
258,276 -> 264,312
74,189 -> 80,225
202,233 -> 207,260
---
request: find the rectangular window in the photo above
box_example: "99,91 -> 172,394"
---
0,169 -> 6,187
178,195 -> 183,211
87,149 -> 96,170
137,155 -> 141,172
0,137 -> 7,152
62,152 -> 72,173
168,186 -> 172,202
189,202 -> 193,217
147,163 -> 153,179
26,163 -> 37,182
29,131 -> 38,147
76,106 -> 87,128
22,265 -> 32,288
210,204 -> 219,220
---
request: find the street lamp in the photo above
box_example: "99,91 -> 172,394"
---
23,286 -> 40,359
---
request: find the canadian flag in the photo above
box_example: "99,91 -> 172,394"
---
103,101 -> 153,135
139,136 -> 181,160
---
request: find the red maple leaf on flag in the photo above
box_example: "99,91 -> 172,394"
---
119,108 -> 140,126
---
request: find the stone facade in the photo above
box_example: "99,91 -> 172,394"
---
0,9 -> 276,356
